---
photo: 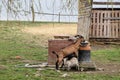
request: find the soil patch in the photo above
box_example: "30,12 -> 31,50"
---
0,65 -> 7,70
83,62 -> 120,75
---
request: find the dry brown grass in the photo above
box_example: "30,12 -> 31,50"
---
23,23 -> 77,35
22,23 -> 77,47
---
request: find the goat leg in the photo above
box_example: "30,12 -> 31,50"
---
77,64 -> 80,71
60,60 -> 64,68
56,61 -> 59,70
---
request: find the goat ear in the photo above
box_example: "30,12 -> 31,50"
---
74,35 -> 79,37
74,35 -> 84,39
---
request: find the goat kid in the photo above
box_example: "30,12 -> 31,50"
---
60,52 -> 77,68
63,57 -> 79,71
52,35 -> 84,70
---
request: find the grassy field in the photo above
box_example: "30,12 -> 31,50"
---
0,21 -> 120,80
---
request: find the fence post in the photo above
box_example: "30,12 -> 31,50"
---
58,12 -> 60,23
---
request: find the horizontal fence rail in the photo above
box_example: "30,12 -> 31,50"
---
93,2 -> 120,5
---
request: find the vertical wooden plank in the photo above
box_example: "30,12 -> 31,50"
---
98,11 -> 100,37
92,10 -> 96,37
91,10 -> 93,37
111,11 -> 113,38
117,10 -> 119,38
99,11 -> 101,37
114,11 -> 117,38
118,11 -> 119,38
94,11 -> 96,37
106,11 -> 108,38
118,11 -> 120,38
91,10 -> 95,37
115,11 -> 118,38
102,11 -> 105,37
104,11 -> 107,38
102,11 -> 104,38
103,11 -> 105,37
110,12 -> 113,38
96,11 -> 99,37
111,12 -> 114,38
113,11 -> 116,38
100,11 -> 103,37
107,11 -> 109,38
107,11 -> 110,38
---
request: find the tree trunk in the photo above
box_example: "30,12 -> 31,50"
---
77,0 -> 92,40
77,16 -> 91,40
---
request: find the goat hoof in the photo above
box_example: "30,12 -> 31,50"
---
56,70 -> 61,73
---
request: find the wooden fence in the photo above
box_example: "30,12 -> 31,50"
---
90,10 -> 120,38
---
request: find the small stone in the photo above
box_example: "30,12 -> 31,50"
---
111,70 -> 115,73
26,75 -> 29,77
97,68 -> 104,71
61,73 -> 68,77
35,73 -> 41,77
56,70 -> 61,73
80,68 -> 84,71
37,68 -> 44,71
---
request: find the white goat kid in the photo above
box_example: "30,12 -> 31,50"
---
63,57 -> 79,71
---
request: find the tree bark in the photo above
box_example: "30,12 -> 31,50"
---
77,0 -> 92,40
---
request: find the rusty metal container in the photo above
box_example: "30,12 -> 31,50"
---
48,36 -> 74,65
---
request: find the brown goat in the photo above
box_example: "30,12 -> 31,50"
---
52,35 -> 84,70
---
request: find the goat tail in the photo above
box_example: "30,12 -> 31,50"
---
52,51 -> 59,58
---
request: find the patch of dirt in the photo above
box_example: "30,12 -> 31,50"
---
81,62 -> 120,76
0,65 -> 7,70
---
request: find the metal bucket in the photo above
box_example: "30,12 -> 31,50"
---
78,40 -> 91,62
78,50 -> 91,62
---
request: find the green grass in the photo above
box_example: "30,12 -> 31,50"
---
92,46 -> 120,62
1,68 -> 120,80
0,21 -> 120,80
